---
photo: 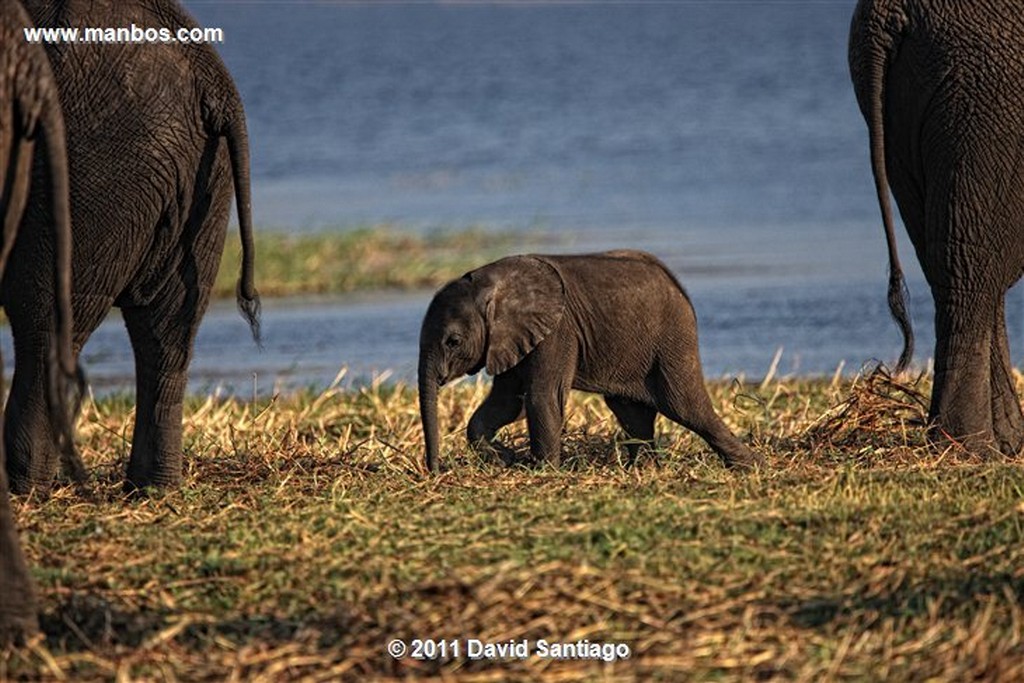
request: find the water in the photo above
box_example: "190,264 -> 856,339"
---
21,1 -> 1023,394
211,1 -> 875,232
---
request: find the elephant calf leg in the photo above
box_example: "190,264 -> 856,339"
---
654,361 -> 762,470
467,376 -> 524,466
524,391 -> 567,468
604,396 -> 656,465
990,382 -> 1024,456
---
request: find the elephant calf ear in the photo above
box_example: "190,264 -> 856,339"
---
485,256 -> 566,376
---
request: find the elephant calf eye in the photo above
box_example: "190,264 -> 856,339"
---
445,335 -> 461,349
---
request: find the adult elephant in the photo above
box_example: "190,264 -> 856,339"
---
6,0 -> 261,494
850,0 -> 1024,456
0,0 -> 83,644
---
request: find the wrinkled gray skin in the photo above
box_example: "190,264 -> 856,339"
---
0,0 -> 84,647
4,0 -> 261,494
850,0 -> 1024,456
419,250 -> 763,472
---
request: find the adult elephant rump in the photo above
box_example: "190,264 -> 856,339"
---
4,0 -> 260,494
849,0 -> 1024,456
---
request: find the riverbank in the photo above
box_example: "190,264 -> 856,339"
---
213,225 -> 555,299
5,371 -> 1023,679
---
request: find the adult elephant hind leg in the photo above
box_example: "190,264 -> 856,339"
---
0,361 -> 38,645
604,396 -> 656,466
3,329 -> 62,494
987,297 -> 1023,455
120,282 -> 211,492
928,287 -> 997,455
121,132 -> 233,492
0,469 -> 37,645
4,295 -> 110,495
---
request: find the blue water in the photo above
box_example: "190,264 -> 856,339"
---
211,1 -> 874,232
18,1 -> 1022,394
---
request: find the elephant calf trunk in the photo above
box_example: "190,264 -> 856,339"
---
419,370 -> 441,473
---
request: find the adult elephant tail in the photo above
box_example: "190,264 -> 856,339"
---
40,97 -> 88,486
224,110 -> 262,347
868,55 -> 914,375
849,0 -> 913,375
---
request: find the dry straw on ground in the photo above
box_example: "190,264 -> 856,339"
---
3,368 -> 1024,680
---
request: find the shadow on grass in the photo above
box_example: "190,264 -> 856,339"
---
22,562 -> 1024,679
779,571 -> 1024,629
40,595 -> 167,651
39,594 -> 360,652
44,569 -> 1024,649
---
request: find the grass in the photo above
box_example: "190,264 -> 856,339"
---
213,225 -> 554,298
3,368 -> 1024,680
0,226 -> 529,328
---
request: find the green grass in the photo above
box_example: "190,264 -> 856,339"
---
3,370 -> 1024,680
214,225 -> 554,298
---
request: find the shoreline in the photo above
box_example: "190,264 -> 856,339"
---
213,225 -> 559,300
76,365 -> 929,400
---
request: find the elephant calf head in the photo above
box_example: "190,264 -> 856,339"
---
418,256 -> 566,471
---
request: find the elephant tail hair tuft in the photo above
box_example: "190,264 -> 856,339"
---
237,283 -> 263,349
888,267 -> 913,374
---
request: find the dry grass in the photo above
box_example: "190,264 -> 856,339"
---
3,369 -> 1024,680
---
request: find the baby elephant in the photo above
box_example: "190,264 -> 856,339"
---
418,250 -> 763,472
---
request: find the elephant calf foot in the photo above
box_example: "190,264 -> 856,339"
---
991,421 -> 1024,457
620,440 -> 656,467
996,433 -> 1024,458
720,445 -> 764,471
468,437 -> 520,467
